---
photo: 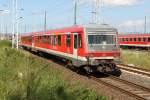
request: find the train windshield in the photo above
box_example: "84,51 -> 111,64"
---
87,32 -> 118,52
88,35 -> 116,45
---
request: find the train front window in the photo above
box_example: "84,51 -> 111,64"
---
87,31 -> 118,52
88,35 -> 116,45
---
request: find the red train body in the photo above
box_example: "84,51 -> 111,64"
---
20,24 -> 120,73
118,33 -> 150,49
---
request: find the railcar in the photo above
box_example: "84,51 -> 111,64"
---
118,33 -> 150,49
20,24 -> 121,73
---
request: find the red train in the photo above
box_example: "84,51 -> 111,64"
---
19,24 -> 121,73
118,33 -> 150,49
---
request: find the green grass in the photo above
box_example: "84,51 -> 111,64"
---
0,41 -> 107,100
121,50 -> 150,70
0,40 -> 11,48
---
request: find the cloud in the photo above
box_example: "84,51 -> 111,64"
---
119,20 -> 144,28
118,19 -> 150,32
77,0 -> 142,6
103,0 -> 141,6
145,9 -> 150,13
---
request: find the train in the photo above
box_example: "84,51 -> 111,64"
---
118,33 -> 150,49
19,24 -> 121,74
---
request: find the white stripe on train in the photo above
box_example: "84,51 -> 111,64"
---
120,44 -> 150,47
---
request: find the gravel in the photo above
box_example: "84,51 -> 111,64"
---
120,70 -> 150,89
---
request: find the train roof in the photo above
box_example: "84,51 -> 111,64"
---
119,33 -> 150,37
83,24 -> 116,29
21,24 -> 117,36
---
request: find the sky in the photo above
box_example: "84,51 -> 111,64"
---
0,0 -> 150,34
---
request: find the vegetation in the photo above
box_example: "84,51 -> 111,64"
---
121,49 -> 150,70
0,40 -> 106,100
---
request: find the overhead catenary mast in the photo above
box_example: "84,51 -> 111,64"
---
12,0 -> 19,49
74,0 -> 77,25
44,11 -> 47,33
144,16 -> 147,33
12,0 -> 15,48
16,0 -> 19,50
92,0 -> 101,24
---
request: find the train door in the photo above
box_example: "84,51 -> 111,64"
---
32,35 -> 34,48
73,33 -> 78,59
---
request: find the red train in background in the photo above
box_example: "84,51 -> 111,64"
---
118,33 -> 150,49
19,24 -> 121,74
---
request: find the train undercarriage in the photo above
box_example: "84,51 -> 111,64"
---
65,58 -> 121,76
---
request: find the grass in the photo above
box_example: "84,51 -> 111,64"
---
0,40 -> 107,100
121,49 -> 150,70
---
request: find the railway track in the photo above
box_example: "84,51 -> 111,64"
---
90,75 -> 150,100
117,64 -> 150,77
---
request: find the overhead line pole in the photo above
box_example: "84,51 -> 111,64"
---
74,0 -> 77,25
96,0 -> 100,24
0,14 -> 2,40
44,11 -> 47,34
12,0 -> 15,48
144,16 -> 147,33
91,0 -> 102,24
12,0 -> 19,49
16,0 -> 19,50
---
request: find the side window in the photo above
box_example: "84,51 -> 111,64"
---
126,38 -> 128,42
66,34 -> 71,47
143,38 -> 146,42
43,36 -> 47,43
54,35 -> 57,45
122,38 -> 124,42
39,36 -> 41,43
49,36 -> 51,45
21,37 -> 24,42
78,34 -> 82,48
28,36 -> 32,42
138,38 -> 141,42
51,35 -> 54,45
134,38 -> 136,42
130,38 -> 132,41
58,35 -> 61,46
148,37 -> 150,42
36,36 -> 38,43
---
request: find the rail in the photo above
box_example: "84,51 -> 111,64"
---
117,64 -> 150,77
90,75 -> 150,100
